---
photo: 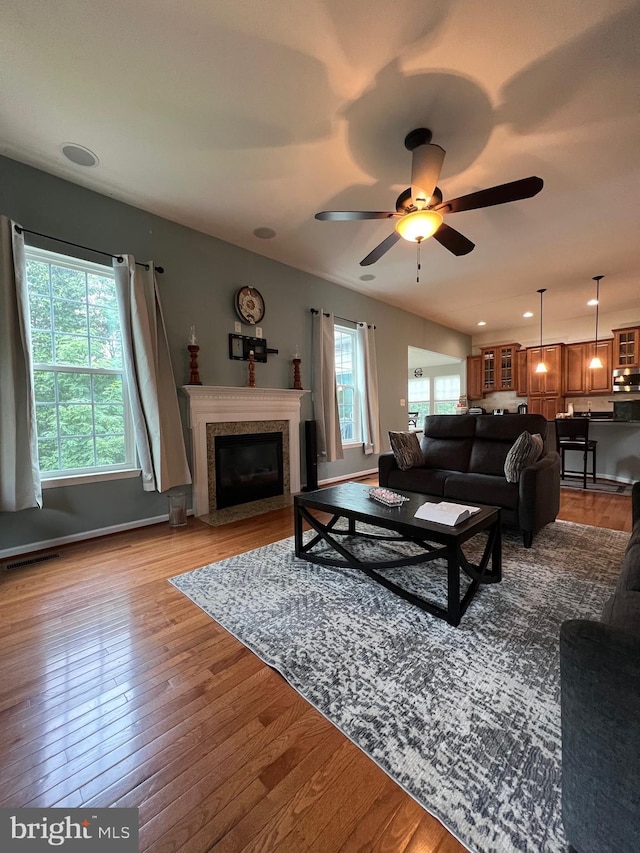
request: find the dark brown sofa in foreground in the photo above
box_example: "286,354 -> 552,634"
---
378,413 -> 561,547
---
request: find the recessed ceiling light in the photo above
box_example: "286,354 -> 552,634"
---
60,143 -> 99,167
523,311 -> 534,318
587,298 -> 598,306
477,321 -> 487,326
359,274 -> 375,281
252,227 -> 277,239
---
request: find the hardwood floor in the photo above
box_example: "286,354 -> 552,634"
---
0,485 -> 632,851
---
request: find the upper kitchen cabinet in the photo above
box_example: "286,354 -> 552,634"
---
526,344 -> 564,397
480,344 -> 521,392
564,340 -> 612,395
612,326 -> 640,369
466,355 -> 483,400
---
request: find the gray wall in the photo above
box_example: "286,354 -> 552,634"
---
0,155 -> 471,554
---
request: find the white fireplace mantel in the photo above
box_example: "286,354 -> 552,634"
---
182,386 -> 309,516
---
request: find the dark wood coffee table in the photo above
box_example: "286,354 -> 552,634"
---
294,482 -> 501,627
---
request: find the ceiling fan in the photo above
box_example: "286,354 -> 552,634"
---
315,128 -> 543,266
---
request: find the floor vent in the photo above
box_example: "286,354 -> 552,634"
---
3,552 -> 61,571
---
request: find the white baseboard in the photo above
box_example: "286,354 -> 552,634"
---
318,468 -> 378,487
0,510 -> 194,561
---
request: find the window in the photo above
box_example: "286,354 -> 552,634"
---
24,247 -> 136,480
434,374 -> 461,414
408,377 -> 431,425
334,323 -> 361,443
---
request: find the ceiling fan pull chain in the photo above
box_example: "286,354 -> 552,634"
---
416,240 -> 421,283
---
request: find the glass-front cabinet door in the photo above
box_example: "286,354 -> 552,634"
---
613,327 -> 639,369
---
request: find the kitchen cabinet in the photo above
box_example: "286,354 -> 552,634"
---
480,343 -> 520,392
516,349 -> 528,396
612,326 -> 640,369
587,340 -> 613,393
564,340 -> 612,395
466,355 -> 483,400
527,344 -> 564,396
528,395 -> 566,420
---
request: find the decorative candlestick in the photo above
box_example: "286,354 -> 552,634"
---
248,349 -> 256,387
292,357 -> 302,390
188,345 -> 202,385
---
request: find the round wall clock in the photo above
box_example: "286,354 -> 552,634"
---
235,286 -> 265,324
414,367 -> 423,377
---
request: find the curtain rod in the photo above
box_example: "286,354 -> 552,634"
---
13,225 -> 165,273
310,308 -> 375,329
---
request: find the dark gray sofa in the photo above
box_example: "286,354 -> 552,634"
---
560,482 -> 640,853
378,413 -> 561,546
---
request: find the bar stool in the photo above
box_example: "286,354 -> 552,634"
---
555,417 -> 597,489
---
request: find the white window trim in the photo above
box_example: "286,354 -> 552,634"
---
334,322 -> 362,447
42,468 -> 143,489
25,245 -> 138,484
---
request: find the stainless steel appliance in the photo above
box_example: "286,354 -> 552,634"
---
517,403 -> 529,414
492,408 -> 509,415
613,367 -> 640,392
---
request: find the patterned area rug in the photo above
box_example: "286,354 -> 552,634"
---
169,521 -> 628,853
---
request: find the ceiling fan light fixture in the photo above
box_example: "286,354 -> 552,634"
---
394,209 -> 443,242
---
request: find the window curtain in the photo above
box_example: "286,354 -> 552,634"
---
356,321 -> 381,455
311,310 -> 343,462
113,256 -> 192,492
0,217 -> 42,511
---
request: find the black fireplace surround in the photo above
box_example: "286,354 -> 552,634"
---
214,431 -> 284,509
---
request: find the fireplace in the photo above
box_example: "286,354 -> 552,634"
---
215,431 -> 284,509
182,386 -> 308,517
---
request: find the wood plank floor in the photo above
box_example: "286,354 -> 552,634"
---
0,483 -> 632,851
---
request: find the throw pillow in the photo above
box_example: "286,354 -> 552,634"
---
504,431 -> 541,483
388,430 -> 423,471
530,432 -> 544,462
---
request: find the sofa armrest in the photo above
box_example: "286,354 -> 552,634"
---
378,451 -> 399,486
560,619 -> 640,852
633,481 -> 640,526
517,450 -> 561,533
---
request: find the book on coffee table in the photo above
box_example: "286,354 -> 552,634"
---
414,501 -> 481,526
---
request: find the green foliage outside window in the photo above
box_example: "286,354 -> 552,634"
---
26,251 -> 133,476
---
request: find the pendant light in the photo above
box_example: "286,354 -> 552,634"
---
588,275 -> 604,369
534,288 -> 548,374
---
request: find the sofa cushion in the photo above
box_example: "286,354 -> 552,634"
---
385,467 -> 454,497
475,413 -> 548,442
504,431 -> 544,483
443,472 -> 519,509
601,590 -> 640,638
388,431 -> 424,471
419,415 -> 477,473
617,524 -> 640,592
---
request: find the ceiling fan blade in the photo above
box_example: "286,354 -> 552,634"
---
315,210 -> 396,221
360,232 -> 402,266
435,176 -> 544,214
411,144 -> 445,207
433,223 -> 475,256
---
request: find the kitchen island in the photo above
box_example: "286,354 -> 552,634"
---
555,419 -> 640,485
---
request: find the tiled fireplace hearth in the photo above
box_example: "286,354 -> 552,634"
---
182,386 -> 308,517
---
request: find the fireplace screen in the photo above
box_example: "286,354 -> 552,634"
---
214,431 -> 284,509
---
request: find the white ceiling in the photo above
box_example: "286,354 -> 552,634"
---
2,0 -> 639,337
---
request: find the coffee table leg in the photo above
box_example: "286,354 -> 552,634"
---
294,497 -> 303,558
447,545 -> 461,627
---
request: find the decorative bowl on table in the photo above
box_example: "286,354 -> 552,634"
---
368,487 -> 409,507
